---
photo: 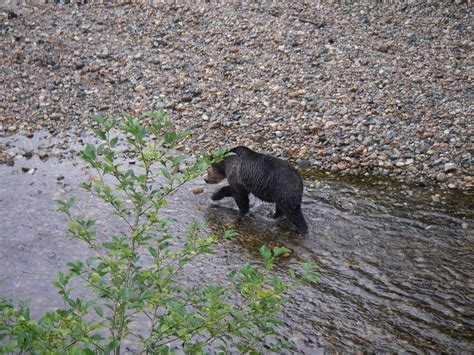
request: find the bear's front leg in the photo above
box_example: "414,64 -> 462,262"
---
211,185 -> 233,201
233,191 -> 249,216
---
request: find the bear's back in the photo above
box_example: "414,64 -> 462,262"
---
231,147 -> 303,202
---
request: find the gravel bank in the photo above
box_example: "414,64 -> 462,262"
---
1,2 -> 472,189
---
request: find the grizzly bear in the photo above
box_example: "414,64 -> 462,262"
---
204,146 -> 308,235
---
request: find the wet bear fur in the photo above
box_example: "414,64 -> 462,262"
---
204,146 -> 308,235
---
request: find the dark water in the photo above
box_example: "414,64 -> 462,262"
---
0,132 -> 473,352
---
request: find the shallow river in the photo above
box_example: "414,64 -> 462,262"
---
0,132 -> 473,352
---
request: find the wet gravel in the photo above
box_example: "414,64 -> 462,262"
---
1,2 -> 472,190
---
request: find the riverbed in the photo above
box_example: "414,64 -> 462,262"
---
0,132 -> 472,352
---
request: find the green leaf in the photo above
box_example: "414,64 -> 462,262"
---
105,340 -> 120,353
83,144 -> 97,161
272,246 -> 290,257
148,246 -> 158,258
260,245 -> 271,262
161,167 -> 172,180
223,229 -> 239,239
110,136 -> 119,148
93,305 -> 104,317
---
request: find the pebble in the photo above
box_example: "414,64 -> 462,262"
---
52,148 -> 62,158
0,2 -> 472,190
444,163 -> 457,173
192,186 -> 204,194
209,122 -> 221,130
436,173 -> 448,183
298,160 -> 311,169
325,121 -> 335,129
73,60 -> 85,70
135,85 -> 146,93
38,151 -> 49,160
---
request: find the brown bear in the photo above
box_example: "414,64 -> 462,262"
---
204,146 -> 308,235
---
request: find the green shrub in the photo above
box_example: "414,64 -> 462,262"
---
0,111 -> 317,354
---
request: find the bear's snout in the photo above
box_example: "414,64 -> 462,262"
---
204,176 -> 214,184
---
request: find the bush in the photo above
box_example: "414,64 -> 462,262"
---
0,111 -> 317,354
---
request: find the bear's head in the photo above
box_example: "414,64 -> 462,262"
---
204,161 -> 226,184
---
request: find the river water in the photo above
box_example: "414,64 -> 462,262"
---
0,132 -> 473,352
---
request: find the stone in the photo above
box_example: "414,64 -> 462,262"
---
209,121 -> 221,129
298,159 -> 311,169
73,60 -> 85,70
324,121 -> 335,129
444,163 -> 456,173
436,173 -> 448,182
192,186 -> 204,194
135,85 -> 146,93
38,151 -> 49,160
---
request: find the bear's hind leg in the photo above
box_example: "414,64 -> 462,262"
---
272,205 -> 284,219
285,208 -> 308,235
212,185 -> 233,201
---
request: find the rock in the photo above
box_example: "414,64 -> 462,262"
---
135,85 -> 146,93
298,159 -> 311,169
288,91 -> 301,98
343,202 -> 354,210
192,186 -> 204,194
330,164 -> 339,173
436,173 -> 448,182
336,162 -> 347,171
209,121 -> 221,129
362,137 -> 372,146
431,195 -> 440,203
38,151 -> 49,160
98,48 -> 110,59
73,60 -> 85,70
0,2 -> 471,191
325,121 -> 335,129
444,163 -> 456,173
309,124 -> 321,133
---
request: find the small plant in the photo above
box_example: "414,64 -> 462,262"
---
0,111 -> 318,353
